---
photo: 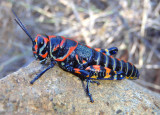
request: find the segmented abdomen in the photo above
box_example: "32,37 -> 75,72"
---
91,50 -> 139,79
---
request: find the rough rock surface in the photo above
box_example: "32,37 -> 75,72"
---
0,61 -> 160,114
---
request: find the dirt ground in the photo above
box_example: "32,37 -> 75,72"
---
0,0 -> 160,93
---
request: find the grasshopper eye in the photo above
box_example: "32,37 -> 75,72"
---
37,36 -> 44,47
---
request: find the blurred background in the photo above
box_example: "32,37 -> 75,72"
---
0,0 -> 159,93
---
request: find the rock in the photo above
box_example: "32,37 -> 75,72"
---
0,61 -> 160,114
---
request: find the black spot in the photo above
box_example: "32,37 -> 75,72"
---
42,49 -> 46,54
106,102 -> 109,106
116,109 -> 122,114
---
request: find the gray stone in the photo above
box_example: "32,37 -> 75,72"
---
0,61 -> 160,114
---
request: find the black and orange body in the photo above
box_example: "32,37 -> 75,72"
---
32,34 -> 139,80
12,10 -> 139,103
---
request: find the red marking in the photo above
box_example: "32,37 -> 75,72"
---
61,36 -> 66,39
104,67 -> 111,73
75,71 -> 81,74
53,45 -> 60,51
34,35 -> 38,51
35,36 -> 38,42
102,53 -> 106,55
74,68 -> 81,74
33,51 -> 36,54
40,52 -> 48,58
55,46 -> 78,61
75,54 -> 79,61
35,34 -> 41,42
55,41 -> 78,61
123,60 -> 127,63
44,37 -> 49,44
110,56 -> 113,58
94,48 -> 106,56
61,36 -> 79,45
35,34 -> 49,44
35,34 -> 41,39
85,66 -> 91,70
74,68 -> 80,71
85,45 -> 91,48
94,48 -> 101,52
48,35 -> 56,40
82,60 -> 86,64
92,65 -> 101,71
34,45 -> 38,51
60,38 -> 66,47
60,36 -> 66,40
117,58 -> 121,61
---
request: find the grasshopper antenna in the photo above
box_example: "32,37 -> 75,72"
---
12,9 -> 34,44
